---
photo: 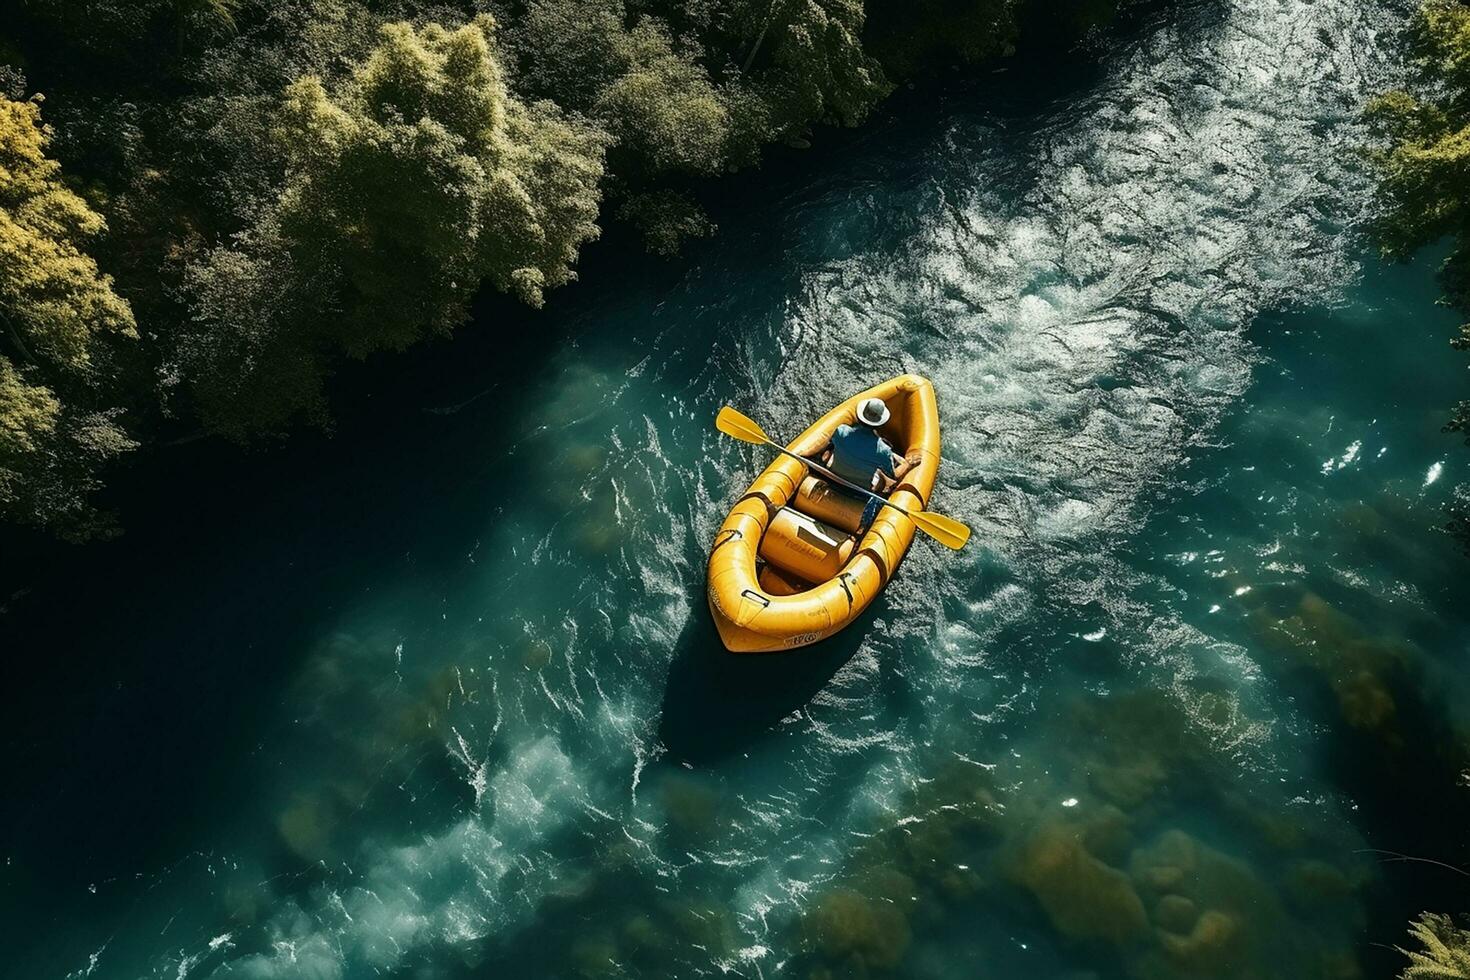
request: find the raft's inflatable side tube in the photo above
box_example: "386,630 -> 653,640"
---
707,374 -> 941,653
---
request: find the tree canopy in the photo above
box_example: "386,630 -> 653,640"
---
1367,0 -> 1470,457
176,16 -> 607,436
0,94 -> 136,536
0,0 -> 1124,535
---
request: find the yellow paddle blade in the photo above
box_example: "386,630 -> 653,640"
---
715,406 -> 771,445
908,507 -> 971,550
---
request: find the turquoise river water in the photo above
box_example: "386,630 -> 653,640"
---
3,0 -> 1469,977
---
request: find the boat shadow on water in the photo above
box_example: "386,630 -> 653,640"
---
656,608 -> 876,765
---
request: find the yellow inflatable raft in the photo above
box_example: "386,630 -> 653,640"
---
707,374 -> 941,652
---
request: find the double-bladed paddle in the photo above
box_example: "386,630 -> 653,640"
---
715,406 -> 972,550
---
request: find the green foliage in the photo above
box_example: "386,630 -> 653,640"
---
1367,2 -> 1470,444
0,97 -> 137,369
748,0 -> 892,134
1398,913 -> 1470,980
176,16 -> 607,436
617,188 -> 716,255
17,0 -> 171,55
863,0 -> 1019,78
3,0 -> 1055,533
512,0 -> 888,181
513,0 -> 729,174
273,17 -> 605,317
174,0 -> 241,36
0,357 -> 61,499
594,19 -> 729,175
0,94 -> 136,536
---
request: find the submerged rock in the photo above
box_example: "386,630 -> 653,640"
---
1248,590 -> 1425,749
1216,789 -> 1309,852
568,931 -> 621,977
573,515 -> 622,556
523,638 -> 554,671
1157,909 -> 1239,970
1067,689 -> 1221,813
277,791 -> 336,861
1126,829 -> 1304,978
935,866 -> 986,903
1007,820 -> 1148,945
657,769 -> 723,838
666,901 -> 738,957
1092,755 -> 1169,810
838,760 -> 1004,909
1152,894 -> 1199,935
802,888 -> 913,972
1282,859 -> 1361,922
621,913 -> 668,954
1081,803 -> 1135,867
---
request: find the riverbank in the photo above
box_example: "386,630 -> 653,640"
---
0,6 -> 1133,594
1,0 -> 1136,539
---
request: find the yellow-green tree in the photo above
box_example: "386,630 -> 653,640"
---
0,95 -> 137,537
180,16 -> 607,437
517,0 -> 729,174
1398,912 -> 1470,979
594,18 -> 729,175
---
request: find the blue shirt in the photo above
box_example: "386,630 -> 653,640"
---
828,424 -> 897,487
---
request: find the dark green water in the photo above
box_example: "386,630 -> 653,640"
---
4,0 -> 1469,977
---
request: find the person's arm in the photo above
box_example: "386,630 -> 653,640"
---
892,449 -> 921,480
809,425 -> 846,468
876,449 -> 920,493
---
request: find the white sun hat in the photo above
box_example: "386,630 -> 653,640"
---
856,397 -> 891,427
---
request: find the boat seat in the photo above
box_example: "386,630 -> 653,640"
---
793,475 -> 867,534
758,507 -> 855,583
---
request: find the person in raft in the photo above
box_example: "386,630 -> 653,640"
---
814,397 -> 921,528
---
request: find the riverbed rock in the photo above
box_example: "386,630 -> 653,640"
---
1245,590 -> 1426,753
1069,689 -> 1217,812
667,901 -> 738,956
560,442 -> 608,478
1317,948 -> 1365,980
844,761 -> 1004,905
1008,821 -> 1149,945
1127,829 -> 1296,978
1081,803 -> 1135,866
276,791 -> 337,861
1091,755 -> 1168,810
657,769 -> 722,838
1158,909 -> 1238,967
1216,788 -> 1307,852
1282,859 -> 1359,919
802,888 -> 912,972
1152,894 -> 1199,935
936,866 -> 986,903
523,638 -> 553,671
860,866 -> 920,905
622,912 -> 668,954
568,930 -> 620,977
574,513 -> 621,555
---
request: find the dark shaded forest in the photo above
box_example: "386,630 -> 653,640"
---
1,0 -> 1117,538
